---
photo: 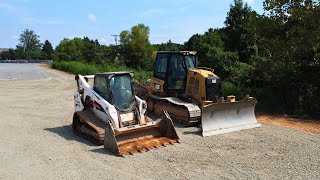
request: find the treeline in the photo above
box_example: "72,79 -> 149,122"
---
0,29 -> 54,60
1,0 -> 319,117
53,24 -> 185,70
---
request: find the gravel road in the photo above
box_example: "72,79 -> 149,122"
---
0,64 -> 319,179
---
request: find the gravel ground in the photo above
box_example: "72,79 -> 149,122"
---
0,64 -> 319,179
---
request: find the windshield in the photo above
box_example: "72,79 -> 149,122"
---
185,55 -> 196,69
110,75 -> 134,111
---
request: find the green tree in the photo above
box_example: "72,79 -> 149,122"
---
17,29 -> 42,58
184,34 -> 202,51
81,37 -> 103,64
250,0 -> 320,115
0,49 -> 17,60
224,0 -> 258,62
263,0 -> 317,21
102,45 -> 121,63
185,28 -> 240,79
42,40 -> 54,59
119,23 -> 153,69
54,37 -> 107,63
55,38 -> 84,61
153,40 -> 184,51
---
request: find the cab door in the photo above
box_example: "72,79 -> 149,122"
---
166,54 -> 187,92
151,53 -> 169,94
93,75 -> 109,100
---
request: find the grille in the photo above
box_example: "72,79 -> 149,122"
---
206,77 -> 222,103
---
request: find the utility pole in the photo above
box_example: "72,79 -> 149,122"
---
111,34 -> 119,45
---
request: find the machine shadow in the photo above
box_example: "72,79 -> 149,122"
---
89,148 -> 119,157
172,122 -> 202,136
44,125 -> 97,147
145,111 -> 202,136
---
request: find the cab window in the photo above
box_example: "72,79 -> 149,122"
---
94,76 -> 109,100
110,75 -> 134,110
185,55 -> 196,69
154,54 -> 168,79
167,54 -> 187,90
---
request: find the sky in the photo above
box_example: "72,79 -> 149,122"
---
0,0 -> 264,48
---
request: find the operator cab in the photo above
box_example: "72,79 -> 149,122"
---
93,72 -> 135,111
153,51 -> 197,93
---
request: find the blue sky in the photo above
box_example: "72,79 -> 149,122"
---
0,0 -> 264,48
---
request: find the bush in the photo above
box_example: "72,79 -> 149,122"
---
222,82 -> 251,101
51,60 -> 152,82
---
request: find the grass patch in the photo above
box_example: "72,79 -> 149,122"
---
51,61 -> 152,82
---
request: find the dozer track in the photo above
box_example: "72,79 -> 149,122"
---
149,94 -> 201,125
72,110 -> 106,145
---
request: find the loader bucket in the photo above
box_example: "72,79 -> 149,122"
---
201,100 -> 260,137
104,112 -> 179,156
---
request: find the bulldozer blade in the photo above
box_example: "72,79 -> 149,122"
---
201,100 -> 260,137
104,112 -> 179,156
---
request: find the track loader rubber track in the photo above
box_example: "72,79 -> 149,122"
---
72,110 -> 106,145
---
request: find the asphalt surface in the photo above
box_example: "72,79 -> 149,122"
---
0,63 -> 48,80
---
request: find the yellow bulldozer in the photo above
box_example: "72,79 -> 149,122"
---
146,51 -> 260,136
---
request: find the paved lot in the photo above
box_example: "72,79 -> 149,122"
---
0,64 -> 319,179
0,63 -> 47,80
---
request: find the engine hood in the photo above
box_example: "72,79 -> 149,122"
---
189,68 -> 219,78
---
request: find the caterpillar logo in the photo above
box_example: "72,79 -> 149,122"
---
155,84 -> 161,90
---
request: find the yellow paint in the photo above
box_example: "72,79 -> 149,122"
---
149,77 -> 166,96
150,51 -> 219,105
185,69 -> 218,105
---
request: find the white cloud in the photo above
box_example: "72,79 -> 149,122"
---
243,0 -> 255,5
88,13 -> 96,22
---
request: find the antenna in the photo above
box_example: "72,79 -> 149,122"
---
111,34 -> 120,45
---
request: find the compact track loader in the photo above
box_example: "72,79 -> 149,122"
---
146,51 -> 260,136
73,72 -> 179,156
